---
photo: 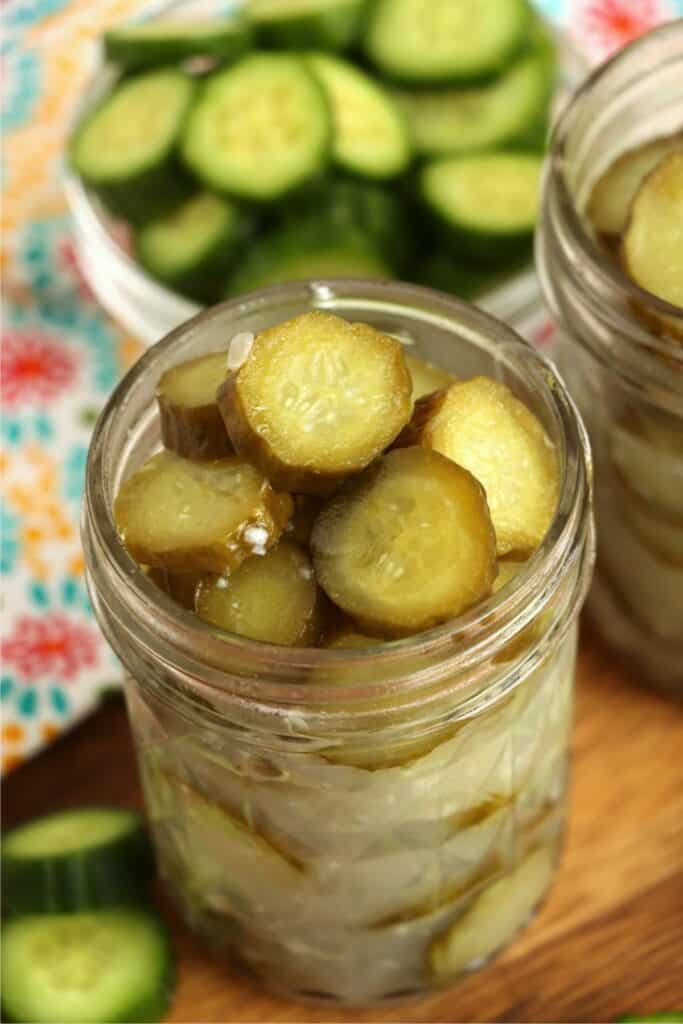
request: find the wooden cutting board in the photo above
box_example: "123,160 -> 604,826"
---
4,625 -> 683,1023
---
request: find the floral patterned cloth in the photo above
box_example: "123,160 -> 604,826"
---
1,0 -> 681,774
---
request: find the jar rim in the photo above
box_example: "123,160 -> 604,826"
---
83,280 -> 593,705
546,20 -> 683,363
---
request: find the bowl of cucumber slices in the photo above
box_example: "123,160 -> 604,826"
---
64,0 -> 586,345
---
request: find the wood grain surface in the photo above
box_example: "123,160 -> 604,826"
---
4,625 -> 683,1023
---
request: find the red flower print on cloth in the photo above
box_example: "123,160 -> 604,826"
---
1,330 -> 78,407
575,0 -> 671,58
2,612 -> 99,682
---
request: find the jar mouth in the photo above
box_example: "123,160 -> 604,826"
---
84,280 -> 593,703
547,21 -> 683,362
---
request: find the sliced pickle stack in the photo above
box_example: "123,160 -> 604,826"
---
115,310 -> 559,651
586,130 -> 683,339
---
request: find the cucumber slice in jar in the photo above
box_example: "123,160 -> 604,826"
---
146,567 -> 203,610
217,312 -> 413,495
307,54 -> 411,180
114,451 -> 293,573
364,0 -> 531,86
1,908 -> 173,1024
181,54 -> 332,202
587,132 -> 683,240
103,17 -> 252,70
135,192 -> 247,304
248,0 -> 368,51
429,845 -> 554,980
311,446 -> 497,636
419,152 -> 543,263
227,218 -> 391,296
395,49 -> 552,158
196,540 -> 323,645
405,354 -> 457,402
69,69 -> 195,224
399,379 -> 559,556
1,807 -> 153,916
157,350 -> 232,460
622,151 -> 683,335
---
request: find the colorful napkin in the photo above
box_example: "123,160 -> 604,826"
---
2,0 -> 680,773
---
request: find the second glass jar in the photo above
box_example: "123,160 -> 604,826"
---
537,22 -> 683,699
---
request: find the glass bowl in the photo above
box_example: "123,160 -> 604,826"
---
64,0 -> 587,346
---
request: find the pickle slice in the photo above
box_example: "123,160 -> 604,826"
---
146,567 -> 202,610
157,351 -> 232,460
405,354 -> 457,402
114,451 -> 293,573
218,312 -> 413,495
324,627 -> 384,649
403,379 -> 559,556
429,846 -> 554,980
289,494 -> 323,549
622,151 -> 683,333
587,133 -> 683,238
311,446 -> 497,636
196,540 -> 322,646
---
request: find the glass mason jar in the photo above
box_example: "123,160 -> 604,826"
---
537,22 -> 683,700
82,281 -> 594,1006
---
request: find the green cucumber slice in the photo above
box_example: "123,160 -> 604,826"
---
618,1017 -> 683,1022
227,218 -> 390,295
135,191 -> 247,302
70,68 -> 195,223
419,151 -> 543,263
307,53 -> 411,179
181,53 -> 332,202
295,178 -> 409,268
1,807 -> 154,915
395,49 -> 552,157
249,0 -> 367,51
1,908 -> 173,1024
417,250 -> 517,299
364,0 -> 532,85
103,17 -> 252,70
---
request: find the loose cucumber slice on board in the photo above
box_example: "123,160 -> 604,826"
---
249,0 -> 368,51
181,53 -> 332,201
618,1016 -> 683,1022
364,0 -> 531,85
1,908 -> 174,1024
1,807 -> 154,916
135,191 -> 247,303
395,49 -> 552,157
227,217 -> 391,296
307,53 -> 411,179
419,151 -> 543,263
70,69 -> 195,224
103,17 -> 252,70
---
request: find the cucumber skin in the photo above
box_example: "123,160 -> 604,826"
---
227,217 -> 390,296
1,910 -> 175,1024
364,0 -> 533,86
136,206 -> 253,304
251,1 -> 370,52
1,810 -> 155,916
288,178 -> 411,271
417,155 -> 539,266
416,250 -> 519,300
92,164 -> 196,226
103,20 -> 253,70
